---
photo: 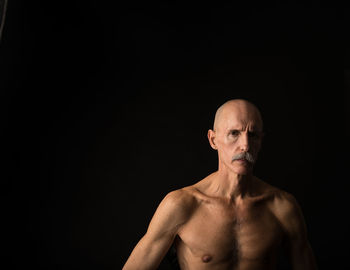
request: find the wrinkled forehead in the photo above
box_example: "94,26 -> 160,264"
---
215,102 -> 263,132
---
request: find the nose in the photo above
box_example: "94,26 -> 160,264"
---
239,132 -> 249,152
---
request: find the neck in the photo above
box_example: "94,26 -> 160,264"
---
208,169 -> 256,201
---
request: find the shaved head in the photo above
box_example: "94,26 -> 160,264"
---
213,99 -> 263,132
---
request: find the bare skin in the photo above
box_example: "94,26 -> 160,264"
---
123,99 -> 317,270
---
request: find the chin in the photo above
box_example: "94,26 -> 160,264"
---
231,164 -> 253,175
233,169 -> 250,175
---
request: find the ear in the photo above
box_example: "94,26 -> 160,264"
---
207,129 -> 218,150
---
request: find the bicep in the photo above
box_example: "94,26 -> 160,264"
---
123,191 -> 191,270
123,231 -> 175,270
278,194 -> 317,270
286,238 -> 317,270
285,219 -> 317,270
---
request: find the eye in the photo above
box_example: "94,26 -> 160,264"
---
230,130 -> 240,136
248,132 -> 260,139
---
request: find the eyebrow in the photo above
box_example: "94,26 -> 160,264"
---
227,126 -> 243,131
227,127 -> 260,131
227,128 -> 263,134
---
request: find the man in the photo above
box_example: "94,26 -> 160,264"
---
123,99 -> 317,270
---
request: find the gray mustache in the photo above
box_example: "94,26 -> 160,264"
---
232,152 -> 255,163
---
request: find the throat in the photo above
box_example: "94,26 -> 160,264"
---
212,172 -> 257,201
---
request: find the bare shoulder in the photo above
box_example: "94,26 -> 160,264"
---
254,178 -> 297,208
144,187 -> 199,237
265,186 -> 307,236
270,189 -> 302,218
255,179 -> 303,221
157,187 -> 198,221
163,188 -> 197,207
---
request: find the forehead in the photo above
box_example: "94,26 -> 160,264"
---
219,103 -> 263,131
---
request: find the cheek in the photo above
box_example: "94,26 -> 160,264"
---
251,140 -> 262,154
219,136 -> 237,146
217,142 -> 236,159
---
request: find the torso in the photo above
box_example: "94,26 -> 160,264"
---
174,179 -> 285,270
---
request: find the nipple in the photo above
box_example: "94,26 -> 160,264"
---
201,255 -> 212,263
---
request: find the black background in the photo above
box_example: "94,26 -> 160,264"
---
1,1 -> 348,269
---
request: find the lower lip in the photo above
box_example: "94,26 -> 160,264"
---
235,159 -> 249,164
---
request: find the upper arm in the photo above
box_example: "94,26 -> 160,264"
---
123,190 -> 194,270
274,192 -> 317,270
277,193 -> 307,244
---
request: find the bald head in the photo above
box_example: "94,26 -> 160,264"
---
213,99 -> 263,132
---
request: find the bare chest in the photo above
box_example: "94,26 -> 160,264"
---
176,200 -> 283,266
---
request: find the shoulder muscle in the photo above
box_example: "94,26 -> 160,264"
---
272,191 -> 307,240
146,189 -> 196,239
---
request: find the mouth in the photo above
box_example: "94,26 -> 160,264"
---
234,158 -> 250,165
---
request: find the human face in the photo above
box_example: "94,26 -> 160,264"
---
209,107 -> 263,175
